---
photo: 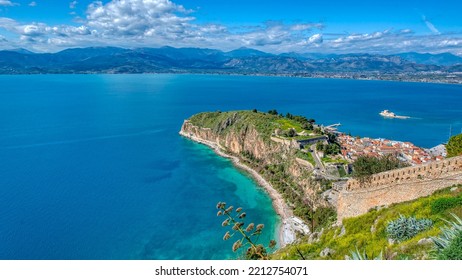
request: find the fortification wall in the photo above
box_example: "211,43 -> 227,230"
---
337,156 -> 462,221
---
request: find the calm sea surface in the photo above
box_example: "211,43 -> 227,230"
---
0,74 -> 461,259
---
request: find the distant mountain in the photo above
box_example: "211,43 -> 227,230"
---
225,47 -> 274,58
0,46 -> 459,74
396,52 -> 462,66
6,48 -> 35,54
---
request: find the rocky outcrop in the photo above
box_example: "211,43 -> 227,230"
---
181,119 -> 281,164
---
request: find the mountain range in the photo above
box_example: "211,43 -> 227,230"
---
1,46 -> 462,74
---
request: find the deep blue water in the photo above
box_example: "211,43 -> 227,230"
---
0,74 -> 461,259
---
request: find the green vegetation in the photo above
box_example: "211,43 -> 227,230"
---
275,119 -> 306,133
216,202 -> 276,260
262,162 -> 335,231
317,143 -> 341,156
431,196 -> 462,213
295,150 -> 315,166
337,166 -> 348,177
189,110 -> 320,142
273,185 -> 462,260
352,154 -> 409,186
432,213 -> 462,260
274,113 -> 315,134
267,109 -> 279,115
321,156 -> 348,164
386,215 -> 433,242
447,133 -> 462,157
348,247 -> 383,260
189,110 -> 280,141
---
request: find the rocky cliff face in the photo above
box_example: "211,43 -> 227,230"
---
181,119 -> 281,164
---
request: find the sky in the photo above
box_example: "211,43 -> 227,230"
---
0,0 -> 461,54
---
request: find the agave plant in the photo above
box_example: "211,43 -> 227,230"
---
348,247 -> 383,260
216,201 -> 277,260
431,213 -> 462,260
386,215 -> 433,242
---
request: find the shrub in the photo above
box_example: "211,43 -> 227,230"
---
386,215 -> 433,242
437,233 -> 462,260
431,196 -> 462,213
446,134 -> 462,157
432,213 -> 462,260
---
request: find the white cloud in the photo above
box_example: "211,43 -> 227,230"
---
422,15 -> 440,35
69,1 -> 77,9
0,0 -> 461,55
332,31 -> 389,44
307,34 -> 323,44
28,1 -> 37,7
399,29 -> 413,34
0,0 -> 18,6
86,0 -> 193,38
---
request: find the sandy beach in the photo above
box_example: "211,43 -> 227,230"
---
179,130 -> 298,247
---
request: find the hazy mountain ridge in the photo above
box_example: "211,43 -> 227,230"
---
0,46 -> 461,74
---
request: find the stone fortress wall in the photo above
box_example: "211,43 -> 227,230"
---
337,156 -> 462,221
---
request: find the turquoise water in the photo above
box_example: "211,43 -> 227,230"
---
0,74 -> 461,259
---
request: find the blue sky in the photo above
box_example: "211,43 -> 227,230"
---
0,0 -> 461,54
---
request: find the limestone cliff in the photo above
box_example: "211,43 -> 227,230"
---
181,119 -> 281,164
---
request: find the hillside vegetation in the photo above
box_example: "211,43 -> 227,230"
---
189,110 -> 280,141
273,185 -> 462,260
447,134 -> 462,158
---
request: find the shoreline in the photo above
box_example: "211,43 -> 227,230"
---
179,130 -> 297,247
3,72 -> 461,86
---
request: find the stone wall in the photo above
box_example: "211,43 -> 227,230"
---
337,156 -> 462,221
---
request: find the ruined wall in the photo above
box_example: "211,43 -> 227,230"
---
337,156 -> 462,221
346,156 -> 462,190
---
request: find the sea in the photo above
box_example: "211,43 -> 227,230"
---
0,74 -> 461,259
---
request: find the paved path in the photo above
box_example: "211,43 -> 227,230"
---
310,144 -> 325,172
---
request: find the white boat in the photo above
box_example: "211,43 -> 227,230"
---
379,110 -> 410,119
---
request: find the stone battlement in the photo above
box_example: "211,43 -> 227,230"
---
337,156 -> 462,221
346,156 -> 462,191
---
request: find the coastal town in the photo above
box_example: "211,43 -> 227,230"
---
337,133 -> 445,165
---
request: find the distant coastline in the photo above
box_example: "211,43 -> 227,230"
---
1,71 -> 462,86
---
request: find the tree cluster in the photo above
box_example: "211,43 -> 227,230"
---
316,142 -> 341,156
352,154 -> 409,186
267,109 -> 278,115
447,133 -> 462,158
285,112 -> 315,130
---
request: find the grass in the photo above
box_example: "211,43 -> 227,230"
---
275,118 -> 304,132
188,110 -> 321,142
296,150 -> 316,166
321,156 -> 349,164
188,110 -> 280,140
292,135 -> 322,140
272,184 -> 462,260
